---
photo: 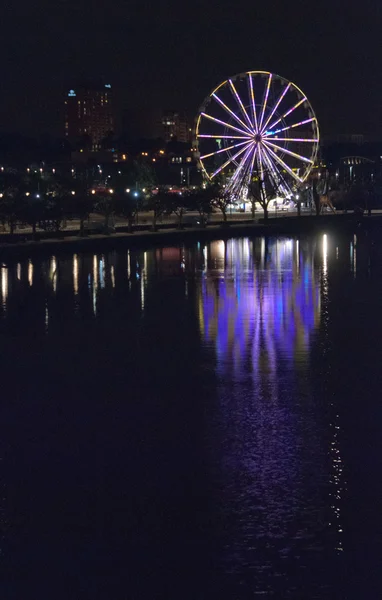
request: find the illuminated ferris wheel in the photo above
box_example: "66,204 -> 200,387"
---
194,71 -> 320,199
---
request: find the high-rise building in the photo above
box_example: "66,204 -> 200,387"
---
64,82 -> 114,151
162,111 -> 191,144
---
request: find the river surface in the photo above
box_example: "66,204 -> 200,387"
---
1,233 -> 382,598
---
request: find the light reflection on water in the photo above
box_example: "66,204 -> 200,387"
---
0,234 -> 362,597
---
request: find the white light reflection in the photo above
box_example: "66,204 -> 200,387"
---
127,250 -> 131,279
45,304 -> 49,332
28,260 -> 33,286
296,239 -> 299,275
17,263 -> 21,280
51,256 -> 57,293
93,255 -> 98,315
111,265 -> 115,288
1,266 -> 8,308
73,254 -> 78,295
323,234 -> 328,274
100,256 -> 105,289
353,234 -> 357,277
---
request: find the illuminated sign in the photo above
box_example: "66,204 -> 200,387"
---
68,90 -> 76,97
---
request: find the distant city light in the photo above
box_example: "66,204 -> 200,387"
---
71,191 -> 76,195
25,192 -> 30,196
36,194 -> 40,198
134,192 -> 138,197
0,193 -> 3,198
122,154 -> 127,160
105,84 -> 111,88
126,188 -> 130,193
91,190 -> 96,195
109,189 -> 114,194
142,188 -> 146,192
68,90 -> 76,97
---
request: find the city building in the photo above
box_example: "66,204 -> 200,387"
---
65,82 -> 114,151
162,111 -> 191,143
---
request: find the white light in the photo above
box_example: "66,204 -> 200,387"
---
91,189 -> 96,195
109,189 -> 114,194
71,190 -> 75,195
142,188 -> 146,192
126,188 -> 130,193
36,194 -> 40,198
134,192 -> 138,197
25,192 -> 30,196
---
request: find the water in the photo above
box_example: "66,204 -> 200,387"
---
1,233 -> 382,598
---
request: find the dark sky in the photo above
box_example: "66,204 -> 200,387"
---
1,0 -> 381,138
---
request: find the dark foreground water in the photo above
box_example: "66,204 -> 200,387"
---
1,233 -> 382,598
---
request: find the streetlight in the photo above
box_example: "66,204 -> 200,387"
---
126,188 -> 130,193
109,189 -> 114,194
134,192 -> 138,197
91,189 -> 96,195
71,191 -> 76,195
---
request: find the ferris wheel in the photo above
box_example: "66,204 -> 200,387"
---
194,71 -> 319,199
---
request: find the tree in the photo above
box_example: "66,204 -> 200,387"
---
185,188 -> 212,227
247,166 -> 278,221
0,188 -> 21,234
147,188 -> 168,231
168,192 -> 187,229
21,193 -> 45,237
133,160 -> 157,192
114,189 -> 139,233
94,191 -> 115,230
209,183 -> 231,223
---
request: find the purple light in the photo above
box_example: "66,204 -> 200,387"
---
212,93 -> 253,135
263,140 -> 313,164
211,141 -> 254,179
266,98 -> 308,133
260,83 -> 291,134
258,73 -> 272,131
228,80 -> 254,131
265,117 -> 316,137
201,112 -> 253,137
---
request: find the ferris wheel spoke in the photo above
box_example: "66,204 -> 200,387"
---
260,146 -> 291,196
266,137 -> 319,143
260,83 -> 291,134
263,140 -> 314,164
248,74 -> 259,133
265,98 -> 307,134
210,141 -> 254,179
197,134 -> 251,139
258,73 -> 272,132
265,117 -> 316,137
261,143 -> 303,183
247,144 -> 259,182
228,80 -> 254,131
212,93 -> 254,135
229,144 -> 255,188
228,144 -> 255,189
201,112 -> 253,137
200,139 -> 251,160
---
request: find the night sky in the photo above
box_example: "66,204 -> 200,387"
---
1,0 -> 381,138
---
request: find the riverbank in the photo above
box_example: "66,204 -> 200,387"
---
0,213 -> 372,259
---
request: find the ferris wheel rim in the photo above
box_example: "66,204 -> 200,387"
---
194,70 -> 320,194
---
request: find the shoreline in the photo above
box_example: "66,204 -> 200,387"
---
0,213 -> 370,259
